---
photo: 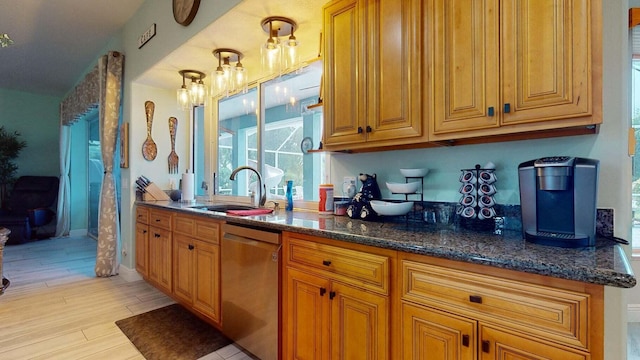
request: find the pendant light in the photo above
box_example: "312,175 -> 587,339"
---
177,70 -> 206,110
260,16 -> 299,76
211,48 -> 245,97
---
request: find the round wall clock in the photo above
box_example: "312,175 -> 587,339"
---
301,137 -> 314,154
173,0 -> 200,26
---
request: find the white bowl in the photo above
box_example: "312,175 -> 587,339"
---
400,168 -> 429,177
370,200 -> 414,216
386,181 -> 421,194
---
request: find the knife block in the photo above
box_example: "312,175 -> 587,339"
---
143,182 -> 171,201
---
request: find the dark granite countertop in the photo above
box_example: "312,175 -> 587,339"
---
139,200 -> 636,289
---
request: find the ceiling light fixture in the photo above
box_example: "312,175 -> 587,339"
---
0,33 -> 14,48
260,16 -> 299,76
177,70 -> 206,110
211,48 -> 246,97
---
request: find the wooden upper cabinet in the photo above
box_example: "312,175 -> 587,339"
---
324,0 -> 365,147
430,0 -> 601,140
323,0 -> 426,151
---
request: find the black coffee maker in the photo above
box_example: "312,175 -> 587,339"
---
518,157 -> 599,247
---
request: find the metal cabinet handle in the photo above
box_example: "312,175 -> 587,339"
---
322,260 -> 332,266
366,125 -> 372,133
320,287 -> 326,296
357,127 -> 363,134
154,233 -> 160,238
488,107 -> 495,116
469,295 -> 482,304
462,334 -> 469,347
504,103 -> 511,113
188,244 -> 194,250
481,340 -> 490,353
142,230 -> 147,234
329,291 -> 336,300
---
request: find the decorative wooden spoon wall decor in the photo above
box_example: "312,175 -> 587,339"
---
142,101 -> 158,161
168,117 -> 179,174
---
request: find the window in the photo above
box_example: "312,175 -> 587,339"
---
214,61 -> 325,203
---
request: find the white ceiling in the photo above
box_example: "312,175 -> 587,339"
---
0,0 -> 145,96
0,0 -> 328,98
135,0 -> 328,93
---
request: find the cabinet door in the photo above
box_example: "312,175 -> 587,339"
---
135,222 -> 149,277
148,227 -> 172,293
192,239 -> 220,324
366,0 -> 424,144
501,0 -> 592,126
173,233 -> 194,304
430,0 -> 500,135
480,325 -> 587,360
330,282 -> 389,360
323,0 -> 367,146
284,267 -> 331,360
401,303 -> 477,360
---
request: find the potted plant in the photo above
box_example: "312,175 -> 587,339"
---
0,126 -> 26,208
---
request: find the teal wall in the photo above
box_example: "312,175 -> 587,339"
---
0,89 -> 60,177
70,120 -> 89,231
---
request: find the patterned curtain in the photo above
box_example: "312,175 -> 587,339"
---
95,51 -> 124,277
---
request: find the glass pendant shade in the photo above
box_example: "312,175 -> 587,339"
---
177,85 -> 191,111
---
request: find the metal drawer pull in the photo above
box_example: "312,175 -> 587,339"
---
154,233 -> 160,238
488,107 -> 495,116
462,334 -> 469,347
357,127 -> 363,134
504,103 -> 511,113
329,291 -> 336,299
469,295 -> 482,304
320,287 -> 326,296
482,340 -> 490,353
188,244 -> 194,250
322,260 -> 332,266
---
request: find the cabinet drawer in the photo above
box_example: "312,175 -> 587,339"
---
148,209 -> 172,230
174,215 -> 220,244
402,260 -> 590,350
286,236 -> 389,294
136,206 -> 149,224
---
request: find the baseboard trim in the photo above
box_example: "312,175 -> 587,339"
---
118,264 -> 143,282
629,304 -> 640,322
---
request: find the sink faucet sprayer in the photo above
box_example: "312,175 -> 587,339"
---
229,166 -> 267,207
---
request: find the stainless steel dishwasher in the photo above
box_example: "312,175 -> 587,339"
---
221,223 -> 281,360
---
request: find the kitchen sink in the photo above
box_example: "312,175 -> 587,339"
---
191,204 -> 258,212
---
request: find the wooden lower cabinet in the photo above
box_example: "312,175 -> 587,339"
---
402,302 -> 477,360
284,267 -> 388,360
134,222 -> 149,277
480,325 -> 587,360
172,216 -> 221,324
148,226 -> 172,293
401,301 -> 589,360
283,232 -> 392,359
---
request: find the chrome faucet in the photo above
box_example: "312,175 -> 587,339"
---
230,165 -> 267,207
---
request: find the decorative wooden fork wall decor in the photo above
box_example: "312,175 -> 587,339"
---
168,117 -> 179,174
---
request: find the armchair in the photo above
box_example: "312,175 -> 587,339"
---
0,176 -> 59,245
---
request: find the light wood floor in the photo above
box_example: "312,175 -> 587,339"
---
0,235 -> 252,360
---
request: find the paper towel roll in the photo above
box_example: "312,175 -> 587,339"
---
181,172 -> 195,201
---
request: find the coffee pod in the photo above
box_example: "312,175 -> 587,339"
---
459,170 -> 476,183
461,206 -> 476,219
479,195 -> 495,208
478,171 -> 497,184
456,204 -> 464,215
460,194 -> 477,208
483,161 -> 496,170
479,183 -> 497,196
459,183 -> 475,194
478,207 -> 496,220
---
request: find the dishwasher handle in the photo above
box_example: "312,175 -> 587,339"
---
223,232 -> 282,262
222,223 -> 281,245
